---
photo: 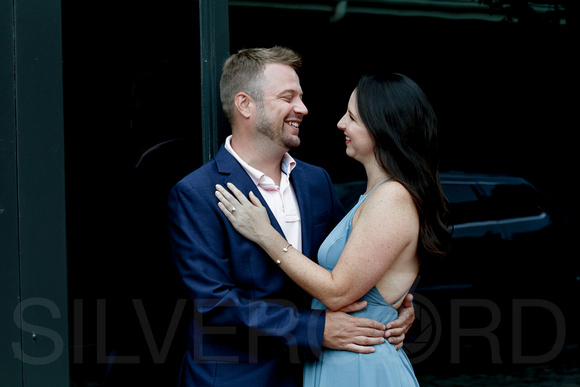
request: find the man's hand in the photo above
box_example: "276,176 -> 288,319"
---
322,301 -> 386,354
385,293 -> 415,350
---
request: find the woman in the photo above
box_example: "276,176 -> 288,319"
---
215,73 -> 450,386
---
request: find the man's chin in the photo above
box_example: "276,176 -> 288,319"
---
282,135 -> 300,150
286,139 -> 300,150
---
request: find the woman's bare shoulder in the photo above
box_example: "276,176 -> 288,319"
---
367,180 -> 415,211
353,180 -> 418,234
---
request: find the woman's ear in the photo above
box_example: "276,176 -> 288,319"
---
234,92 -> 253,119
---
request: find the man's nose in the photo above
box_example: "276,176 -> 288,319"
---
294,99 -> 308,116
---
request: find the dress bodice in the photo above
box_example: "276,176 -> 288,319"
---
311,180 -> 402,324
303,179 -> 420,386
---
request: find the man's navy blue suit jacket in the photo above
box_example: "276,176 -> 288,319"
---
168,145 -> 345,386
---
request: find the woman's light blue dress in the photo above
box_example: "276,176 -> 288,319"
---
303,180 -> 419,386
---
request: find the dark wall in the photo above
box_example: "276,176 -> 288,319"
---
62,1 -> 201,385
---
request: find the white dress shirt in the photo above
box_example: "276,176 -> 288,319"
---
225,135 -> 302,252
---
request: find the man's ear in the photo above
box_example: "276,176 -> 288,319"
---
234,92 -> 253,119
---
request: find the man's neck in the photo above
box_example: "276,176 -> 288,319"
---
230,135 -> 284,185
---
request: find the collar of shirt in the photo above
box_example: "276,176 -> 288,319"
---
224,135 -> 297,188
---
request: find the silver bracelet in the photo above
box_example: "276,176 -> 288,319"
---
276,243 -> 292,265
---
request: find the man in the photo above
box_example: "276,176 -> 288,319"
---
167,46 -> 415,386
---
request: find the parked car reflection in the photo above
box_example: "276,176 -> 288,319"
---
335,171 -> 575,293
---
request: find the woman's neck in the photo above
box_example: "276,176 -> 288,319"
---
364,161 -> 391,194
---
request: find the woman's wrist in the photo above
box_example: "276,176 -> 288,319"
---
260,229 -> 288,258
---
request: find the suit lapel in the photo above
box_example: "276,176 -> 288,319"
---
290,164 -> 313,260
214,146 -> 285,237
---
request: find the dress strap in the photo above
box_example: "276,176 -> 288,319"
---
366,178 -> 392,196
388,286 -> 412,307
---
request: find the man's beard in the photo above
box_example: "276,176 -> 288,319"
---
255,105 -> 300,150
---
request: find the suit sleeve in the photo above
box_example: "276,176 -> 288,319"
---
167,175 -> 326,360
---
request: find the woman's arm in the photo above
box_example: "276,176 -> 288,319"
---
216,182 -> 418,311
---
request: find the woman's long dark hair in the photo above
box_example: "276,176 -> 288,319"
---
356,73 -> 451,261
